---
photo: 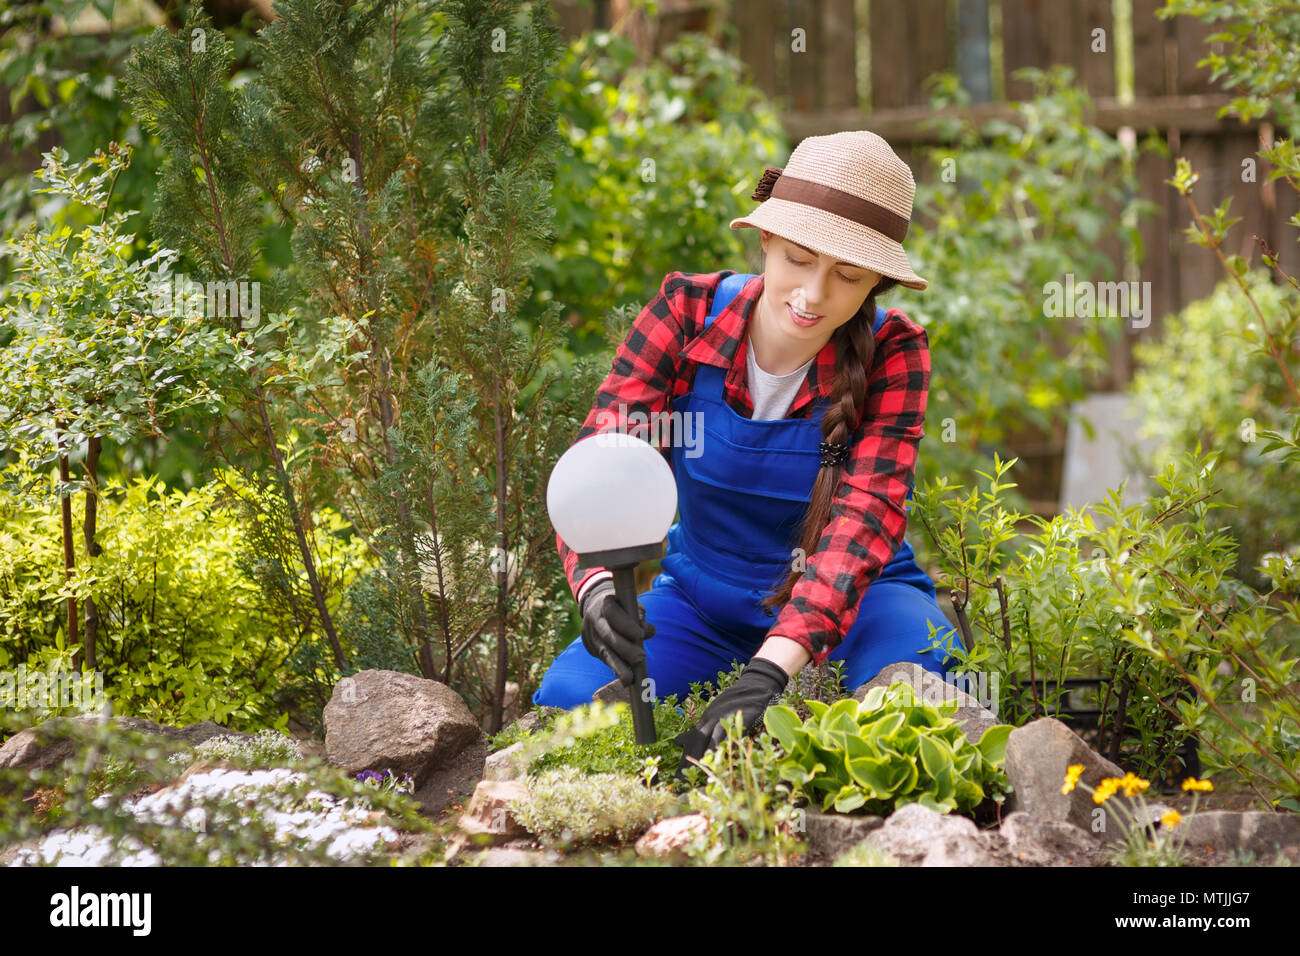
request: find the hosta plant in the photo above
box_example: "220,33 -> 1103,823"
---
764,682 -> 1013,815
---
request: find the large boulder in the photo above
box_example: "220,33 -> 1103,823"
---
322,669 -> 486,816
1002,717 -> 1152,842
853,661 -> 1003,745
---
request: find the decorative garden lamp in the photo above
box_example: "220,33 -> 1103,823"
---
546,432 -> 678,745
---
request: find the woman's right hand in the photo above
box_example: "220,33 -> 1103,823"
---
579,578 -> 656,686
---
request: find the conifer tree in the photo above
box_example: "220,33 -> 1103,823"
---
120,0 -> 602,727
122,6 -> 350,669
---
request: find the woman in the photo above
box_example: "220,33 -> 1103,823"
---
535,130 -> 964,762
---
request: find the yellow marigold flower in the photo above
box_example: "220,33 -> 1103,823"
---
1061,764 -> 1084,795
1182,777 -> 1213,792
1118,772 -> 1150,797
1093,778 -> 1120,804
1160,810 -> 1182,828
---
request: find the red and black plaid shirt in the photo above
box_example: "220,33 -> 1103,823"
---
555,270 -> 931,668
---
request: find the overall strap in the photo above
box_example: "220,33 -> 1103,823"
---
705,272 -> 758,327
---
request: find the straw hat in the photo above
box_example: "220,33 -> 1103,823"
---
730,130 -> 927,291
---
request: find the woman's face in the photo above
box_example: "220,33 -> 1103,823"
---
758,229 -> 880,343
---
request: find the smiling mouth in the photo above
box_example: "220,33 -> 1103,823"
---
787,302 -> 822,324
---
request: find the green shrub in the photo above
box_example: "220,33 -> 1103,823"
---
507,699 -> 695,779
1130,271 -> 1300,591
0,470 -> 369,733
915,445 -> 1300,805
535,29 -> 786,345
681,711 -> 806,866
164,730 -> 305,772
913,451 -> 1229,780
508,766 -> 676,848
764,682 -> 1013,816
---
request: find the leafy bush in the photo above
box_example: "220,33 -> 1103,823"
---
535,29 -> 786,346
499,698 -> 694,779
164,730 -> 305,772
915,445 -> 1300,805
913,452 -> 1225,779
680,711 -> 806,866
0,470 -> 368,732
508,766 -> 675,848
764,682 -> 1012,815
906,66 -> 1147,511
1130,272 -> 1300,590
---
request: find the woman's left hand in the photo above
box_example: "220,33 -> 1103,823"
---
672,657 -> 790,772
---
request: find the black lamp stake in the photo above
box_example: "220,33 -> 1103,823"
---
578,540 -> 663,745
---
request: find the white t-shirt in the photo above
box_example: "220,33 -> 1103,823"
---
745,335 -> 815,420
576,336 -> 816,609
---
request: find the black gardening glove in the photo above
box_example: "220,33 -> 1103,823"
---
579,578 -> 655,686
673,657 -> 790,774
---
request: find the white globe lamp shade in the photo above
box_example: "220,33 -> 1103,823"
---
547,432 -> 677,561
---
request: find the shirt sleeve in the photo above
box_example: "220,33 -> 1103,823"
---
764,312 -> 931,668
556,271 -> 692,605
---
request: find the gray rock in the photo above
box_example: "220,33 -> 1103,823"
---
483,740 -> 528,781
853,661 -> 1004,746
170,720 -> 259,746
1179,811 -> 1300,855
863,802 -> 1017,866
1002,717 -> 1139,842
456,779 -> 531,844
323,669 -> 486,816
801,807 -> 885,860
999,811 -> 1105,866
503,709 -> 549,737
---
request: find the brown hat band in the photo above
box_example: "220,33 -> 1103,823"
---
751,166 -> 910,242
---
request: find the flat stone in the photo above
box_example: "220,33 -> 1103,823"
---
802,807 -> 885,859
1179,811 -> 1300,855
0,716 -> 256,802
592,679 -> 630,705
456,779 -> 530,844
470,846 -> 562,866
483,741 -> 528,781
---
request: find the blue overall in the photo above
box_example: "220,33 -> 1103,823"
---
534,274 -> 963,710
